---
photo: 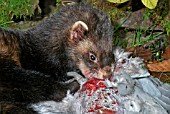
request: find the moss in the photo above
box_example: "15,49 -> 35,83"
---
0,0 -> 36,28
85,0 -> 126,22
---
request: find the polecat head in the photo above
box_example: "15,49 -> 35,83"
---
68,21 -> 114,79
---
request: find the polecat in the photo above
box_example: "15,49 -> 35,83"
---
0,2 -> 114,113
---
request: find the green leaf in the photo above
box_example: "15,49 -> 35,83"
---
107,0 -> 129,3
141,0 -> 158,9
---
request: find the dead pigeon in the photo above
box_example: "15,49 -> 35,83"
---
31,47 -> 170,114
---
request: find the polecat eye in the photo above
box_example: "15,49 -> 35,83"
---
89,52 -> 97,63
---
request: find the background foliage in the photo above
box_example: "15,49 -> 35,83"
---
0,0 -> 38,28
107,0 -> 158,9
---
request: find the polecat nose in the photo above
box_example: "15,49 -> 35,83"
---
103,66 -> 111,73
98,66 -> 112,79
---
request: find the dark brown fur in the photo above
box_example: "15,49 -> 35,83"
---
0,30 -> 20,66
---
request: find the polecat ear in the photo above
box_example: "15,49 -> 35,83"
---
62,0 -> 80,6
69,21 -> 88,45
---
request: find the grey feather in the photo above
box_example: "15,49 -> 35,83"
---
137,78 -> 162,97
117,83 -> 134,95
